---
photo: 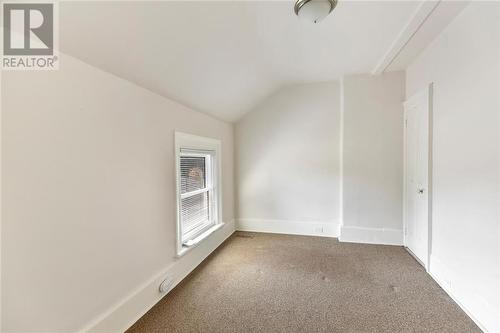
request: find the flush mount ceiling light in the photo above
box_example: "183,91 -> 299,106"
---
294,0 -> 338,24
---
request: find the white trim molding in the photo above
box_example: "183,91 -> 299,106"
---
174,132 -> 223,256
429,255 -> 498,333
339,77 -> 345,229
237,219 -> 340,238
80,220 -> 235,333
371,0 -> 440,75
339,226 -> 403,246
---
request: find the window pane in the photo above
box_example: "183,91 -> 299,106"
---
180,156 -> 206,194
181,191 -> 210,236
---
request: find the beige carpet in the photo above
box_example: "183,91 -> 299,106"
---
127,232 -> 480,333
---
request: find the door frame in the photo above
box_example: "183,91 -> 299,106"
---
403,83 -> 433,271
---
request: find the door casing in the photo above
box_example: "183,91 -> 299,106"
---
403,83 -> 433,271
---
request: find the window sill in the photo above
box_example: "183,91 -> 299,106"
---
176,223 -> 225,258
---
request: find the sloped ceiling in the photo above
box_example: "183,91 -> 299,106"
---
60,1 -> 432,122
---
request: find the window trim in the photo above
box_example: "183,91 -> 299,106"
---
174,132 -> 223,257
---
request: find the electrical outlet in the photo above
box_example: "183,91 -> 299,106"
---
314,226 -> 324,234
159,276 -> 174,294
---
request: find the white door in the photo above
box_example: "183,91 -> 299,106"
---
404,86 -> 431,268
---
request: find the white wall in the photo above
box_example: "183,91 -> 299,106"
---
236,83 -> 341,237
406,2 -> 499,332
1,54 -> 235,332
340,72 -> 405,245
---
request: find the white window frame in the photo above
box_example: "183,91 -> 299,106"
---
175,132 -> 223,257
179,150 -> 215,242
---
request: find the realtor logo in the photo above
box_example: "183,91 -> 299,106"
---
2,2 -> 59,70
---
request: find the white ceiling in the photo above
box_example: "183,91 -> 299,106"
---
60,1 -> 425,122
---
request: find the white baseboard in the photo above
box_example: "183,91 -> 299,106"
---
429,255 -> 498,333
339,226 -> 403,245
236,218 -> 340,238
79,220 -> 235,333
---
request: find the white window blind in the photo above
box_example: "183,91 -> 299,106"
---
179,150 -> 216,243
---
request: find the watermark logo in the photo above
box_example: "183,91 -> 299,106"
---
2,2 -> 59,70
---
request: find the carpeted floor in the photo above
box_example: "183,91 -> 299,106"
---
127,232 -> 480,333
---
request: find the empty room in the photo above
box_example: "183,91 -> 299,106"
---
1,0 -> 499,332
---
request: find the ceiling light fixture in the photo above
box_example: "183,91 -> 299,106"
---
294,0 -> 337,24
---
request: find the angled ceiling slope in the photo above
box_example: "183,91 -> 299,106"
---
373,0 -> 470,73
60,1 -> 466,122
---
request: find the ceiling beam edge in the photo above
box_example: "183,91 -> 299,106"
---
371,0 -> 441,75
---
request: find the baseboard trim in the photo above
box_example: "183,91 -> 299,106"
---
429,255 -> 498,333
236,218 -> 340,238
79,220 -> 236,333
339,226 -> 403,245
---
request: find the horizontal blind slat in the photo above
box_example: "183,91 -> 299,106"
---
181,191 -> 210,235
180,156 -> 206,194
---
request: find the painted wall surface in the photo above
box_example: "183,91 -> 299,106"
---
1,54 -> 234,332
406,2 -> 499,332
236,83 -> 341,235
341,72 -> 405,241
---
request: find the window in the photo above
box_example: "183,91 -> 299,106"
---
175,132 -> 222,255
179,151 -> 214,241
